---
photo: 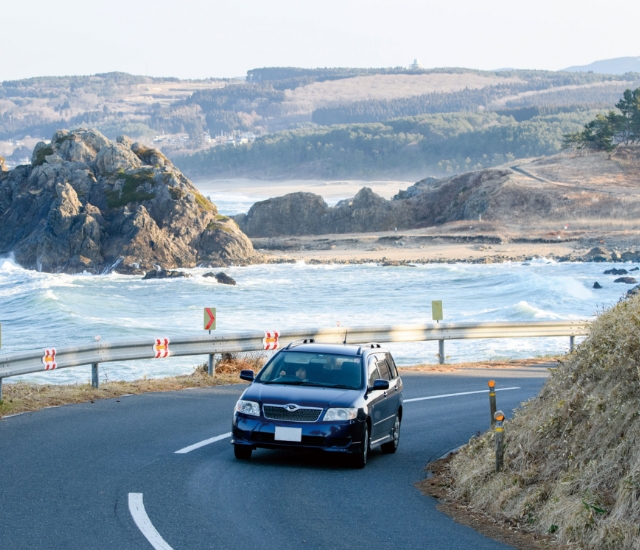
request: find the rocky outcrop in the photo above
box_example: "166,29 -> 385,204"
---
235,164 -> 640,239
233,169 -> 538,237
203,272 -> 237,285
604,268 -> 628,275
0,129 -> 260,273
142,269 -> 192,280
614,277 -> 637,284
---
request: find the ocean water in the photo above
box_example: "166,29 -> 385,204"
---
0,256 -> 631,385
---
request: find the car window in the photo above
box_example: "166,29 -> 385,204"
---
256,351 -> 363,389
385,353 -> 398,378
367,357 -> 380,387
376,357 -> 391,380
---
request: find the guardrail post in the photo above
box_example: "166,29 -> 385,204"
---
0,377 -> 3,402
208,353 -> 216,376
494,410 -> 505,472
570,335 -> 575,352
438,339 -> 445,364
91,363 -> 99,388
488,380 -> 496,427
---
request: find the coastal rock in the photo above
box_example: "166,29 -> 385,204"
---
0,128 -> 261,273
631,267 -> 640,272
628,285 -> 640,296
614,277 -> 637,284
142,269 -> 192,280
213,272 -> 236,285
621,251 -> 640,262
583,247 -> 611,262
593,281 -> 603,289
604,268 -> 628,275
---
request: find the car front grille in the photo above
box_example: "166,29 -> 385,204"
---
263,405 -> 322,422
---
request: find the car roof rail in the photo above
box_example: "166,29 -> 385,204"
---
285,338 -> 316,349
357,342 -> 382,355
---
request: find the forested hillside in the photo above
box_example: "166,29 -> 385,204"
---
3,66 -> 639,179
177,110 -> 598,179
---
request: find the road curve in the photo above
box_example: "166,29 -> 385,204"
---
0,367 -> 548,549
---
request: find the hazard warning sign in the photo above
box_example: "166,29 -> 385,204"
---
263,331 -> 279,351
42,348 -> 57,370
153,338 -> 170,358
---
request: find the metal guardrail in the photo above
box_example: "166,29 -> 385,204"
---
0,320 -> 590,400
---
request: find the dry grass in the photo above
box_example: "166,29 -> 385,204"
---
285,73 -> 523,111
438,294 -> 640,549
0,354 -> 270,419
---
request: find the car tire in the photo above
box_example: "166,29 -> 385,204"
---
381,415 -> 400,454
351,423 -> 369,469
233,445 -> 252,460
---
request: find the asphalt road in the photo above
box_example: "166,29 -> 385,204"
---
0,367 -> 548,549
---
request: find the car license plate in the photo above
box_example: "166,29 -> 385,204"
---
274,427 -> 302,442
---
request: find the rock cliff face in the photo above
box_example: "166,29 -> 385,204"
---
0,129 -> 260,273
235,170 -> 513,237
235,163 -> 640,238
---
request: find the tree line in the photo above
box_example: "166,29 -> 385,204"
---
177,110 -> 598,179
563,88 -> 640,152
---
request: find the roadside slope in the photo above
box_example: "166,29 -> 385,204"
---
438,293 -> 640,548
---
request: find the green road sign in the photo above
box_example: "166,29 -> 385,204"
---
204,308 -> 216,330
432,300 -> 443,321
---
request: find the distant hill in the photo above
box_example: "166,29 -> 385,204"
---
563,56 -> 640,74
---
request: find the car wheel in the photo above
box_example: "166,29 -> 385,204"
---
351,423 -> 369,469
234,445 -> 252,460
381,415 -> 400,454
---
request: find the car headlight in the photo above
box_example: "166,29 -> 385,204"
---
323,407 -> 358,421
235,400 -> 260,416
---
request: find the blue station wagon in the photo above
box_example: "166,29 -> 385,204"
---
231,341 -> 403,468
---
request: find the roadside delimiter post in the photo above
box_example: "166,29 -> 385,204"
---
208,353 -> 216,376
91,363 -> 99,388
494,410 -> 505,472
438,339 -> 445,365
0,377 -> 3,402
488,380 -> 497,427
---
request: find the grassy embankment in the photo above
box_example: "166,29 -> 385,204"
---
424,295 -> 640,549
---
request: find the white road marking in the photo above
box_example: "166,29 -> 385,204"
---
173,387 -> 520,454
404,387 -> 520,403
128,493 -> 173,550
174,432 -> 232,454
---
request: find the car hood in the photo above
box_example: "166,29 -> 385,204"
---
242,383 -> 360,408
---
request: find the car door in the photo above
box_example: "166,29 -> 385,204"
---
373,354 -> 397,438
366,356 -> 387,442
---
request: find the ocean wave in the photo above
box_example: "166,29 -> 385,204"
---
511,301 -> 564,319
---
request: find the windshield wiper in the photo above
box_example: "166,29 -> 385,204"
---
322,384 -> 357,389
263,380 -> 304,385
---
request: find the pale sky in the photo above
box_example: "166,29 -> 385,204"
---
2,0 -> 639,81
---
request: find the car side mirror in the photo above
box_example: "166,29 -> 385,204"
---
371,379 -> 389,391
239,370 -> 254,382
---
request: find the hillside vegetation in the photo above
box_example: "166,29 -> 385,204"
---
178,110 -> 599,179
4,67 -> 639,179
444,294 -> 640,548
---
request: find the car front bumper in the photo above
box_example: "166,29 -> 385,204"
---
232,413 -> 365,453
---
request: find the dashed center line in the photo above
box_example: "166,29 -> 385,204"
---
175,432 -> 232,454
128,493 -> 173,550
404,386 -> 520,403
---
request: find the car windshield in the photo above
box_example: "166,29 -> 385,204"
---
256,351 -> 363,390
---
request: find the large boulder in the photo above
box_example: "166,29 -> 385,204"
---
0,128 -> 261,273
